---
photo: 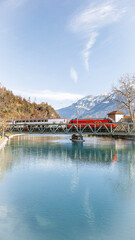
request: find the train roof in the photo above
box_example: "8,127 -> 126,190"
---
14,118 -> 68,121
70,118 -> 110,120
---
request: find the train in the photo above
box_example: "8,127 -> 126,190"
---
67,118 -> 117,128
11,118 -> 68,130
13,118 -> 68,125
10,117 -> 117,129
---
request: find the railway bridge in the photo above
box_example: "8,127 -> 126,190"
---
8,122 -> 135,138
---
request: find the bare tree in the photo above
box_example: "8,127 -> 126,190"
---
0,120 -> 9,138
111,74 -> 135,122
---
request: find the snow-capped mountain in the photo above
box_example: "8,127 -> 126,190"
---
57,93 -> 119,119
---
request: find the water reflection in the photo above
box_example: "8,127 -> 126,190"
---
1,135 -> 135,169
0,135 -> 135,201
0,135 -> 135,240
0,137 -> 116,179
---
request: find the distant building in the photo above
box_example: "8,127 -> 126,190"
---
108,111 -> 124,122
121,115 -> 132,122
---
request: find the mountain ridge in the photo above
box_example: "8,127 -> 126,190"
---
57,93 -> 120,119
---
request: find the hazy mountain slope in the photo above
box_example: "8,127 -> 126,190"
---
57,93 -> 119,119
0,86 -> 60,119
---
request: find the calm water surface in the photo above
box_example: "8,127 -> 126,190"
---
0,135 -> 135,240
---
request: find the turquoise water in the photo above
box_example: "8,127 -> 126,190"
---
0,135 -> 135,240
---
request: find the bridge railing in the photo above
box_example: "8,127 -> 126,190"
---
7,122 -> 135,136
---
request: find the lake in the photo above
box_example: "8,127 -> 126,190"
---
0,135 -> 135,240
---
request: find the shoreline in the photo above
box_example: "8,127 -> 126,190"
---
0,132 -> 135,151
0,133 -> 26,150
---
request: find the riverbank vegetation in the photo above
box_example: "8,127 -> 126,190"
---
0,85 -> 60,120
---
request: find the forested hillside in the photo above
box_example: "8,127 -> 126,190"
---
0,86 -> 60,119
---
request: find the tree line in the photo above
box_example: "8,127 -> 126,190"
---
0,85 -> 59,120
0,85 -> 60,138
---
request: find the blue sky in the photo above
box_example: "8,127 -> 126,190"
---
0,0 -> 135,109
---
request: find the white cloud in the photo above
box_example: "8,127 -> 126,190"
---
82,32 -> 98,71
70,67 -> 78,83
69,1 -> 126,70
13,89 -> 84,109
71,3 -> 125,34
19,89 -> 83,101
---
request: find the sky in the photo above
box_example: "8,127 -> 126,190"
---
0,0 -> 135,109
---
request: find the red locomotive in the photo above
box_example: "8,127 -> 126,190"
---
67,118 -> 117,129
